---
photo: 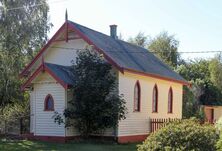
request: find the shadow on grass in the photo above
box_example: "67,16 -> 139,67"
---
0,138 -> 138,151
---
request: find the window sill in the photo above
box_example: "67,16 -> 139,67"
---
133,110 -> 141,113
152,111 -> 158,113
44,109 -> 54,112
167,112 -> 173,114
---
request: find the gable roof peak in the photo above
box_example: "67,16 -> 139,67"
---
65,9 -> 68,21
21,20 -> 188,85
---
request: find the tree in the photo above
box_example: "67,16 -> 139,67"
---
0,94 -> 30,134
177,58 -> 222,118
148,31 -> 180,67
128,32 -> 148,48
0,0 -> 52,108
209,55 -> 222,91
58,50 -> 127,137
0,0 -> 52,60
128,31 -> 180,68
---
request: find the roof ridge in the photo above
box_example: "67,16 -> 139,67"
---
68,20 -> 112,38
67,21 -> 187,84
69,20 -> 150,52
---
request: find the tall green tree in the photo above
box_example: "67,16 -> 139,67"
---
128,31 -> 180,68
209,54 -> 222,91
55,50 -> 127,137
148,31 -> 180,67
128,32 -> 148,48
177,58 -> 222,118
0,0 -> 52,108
0,0 -> 52,60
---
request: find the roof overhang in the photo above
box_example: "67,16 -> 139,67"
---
123,68 -> 190,86
20,20 -> 188,87
20,21 -> 123,78
21,63 -> 68,91
20,22 -> 67,77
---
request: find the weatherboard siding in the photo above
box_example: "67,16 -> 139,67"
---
33,75 -> 66,136
117,71 -> 182,136
44,39 -> 87,66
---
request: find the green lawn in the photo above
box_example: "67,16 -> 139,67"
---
0,138 -> 137,151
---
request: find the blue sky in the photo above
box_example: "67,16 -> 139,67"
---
48,0 -> 222,60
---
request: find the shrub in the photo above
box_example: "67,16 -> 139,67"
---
216,117 -> 222,150
216,117 -> 222,132
138,118 -> 218,151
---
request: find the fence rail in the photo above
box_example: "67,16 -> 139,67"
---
150,118 -> 217,133
150,118 -> 180,133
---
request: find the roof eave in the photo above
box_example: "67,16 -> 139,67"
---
123,67 -> 190,86
20,21 -> 124,78
21,63 -> 68,91
19,22 -> 68,77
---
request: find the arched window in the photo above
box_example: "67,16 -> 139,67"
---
168,87 -> 173,113
134,81 -> 141,112
152,84 -> 158,112
44,94 -> 54,111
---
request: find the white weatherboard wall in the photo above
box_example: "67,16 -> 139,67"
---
32,73 -> 66,136
117,71 -> 183,137
44,39 -> 87,66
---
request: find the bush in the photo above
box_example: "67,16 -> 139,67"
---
216,117 -> 222,150
138,118 -> 218,151
216,117 -> 222,133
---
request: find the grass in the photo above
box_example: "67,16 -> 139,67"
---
0,138 -> 138,151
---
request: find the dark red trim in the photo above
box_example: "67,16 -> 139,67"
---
65,21 -> 68,42
124,68 -> 189,86
20,22 -> 124,77
68,23 -> 124,73
168,87 -> 173,113
20,22 -> 67,77
20,21 -> 187,86
21,63 -> 68,91
211,108 -> 214,121
21,65 -> 44,91
32,135 -> 80,143
53,37 -> 81,42
134,80 -> 141,112
44,65 -> 68,89
152,84 -> 158,113
117,134 -> 148,143
44,94 -> 55,111
23,133 -> 147,143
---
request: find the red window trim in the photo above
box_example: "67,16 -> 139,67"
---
168,87 -> 173,113
152,84 -> 158,113
133,80 -> 141,112
44,94 -> 55,111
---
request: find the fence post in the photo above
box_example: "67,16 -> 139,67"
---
150,118 -> 152,133
149,118 -> 181,133
20,118 -> 23,135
